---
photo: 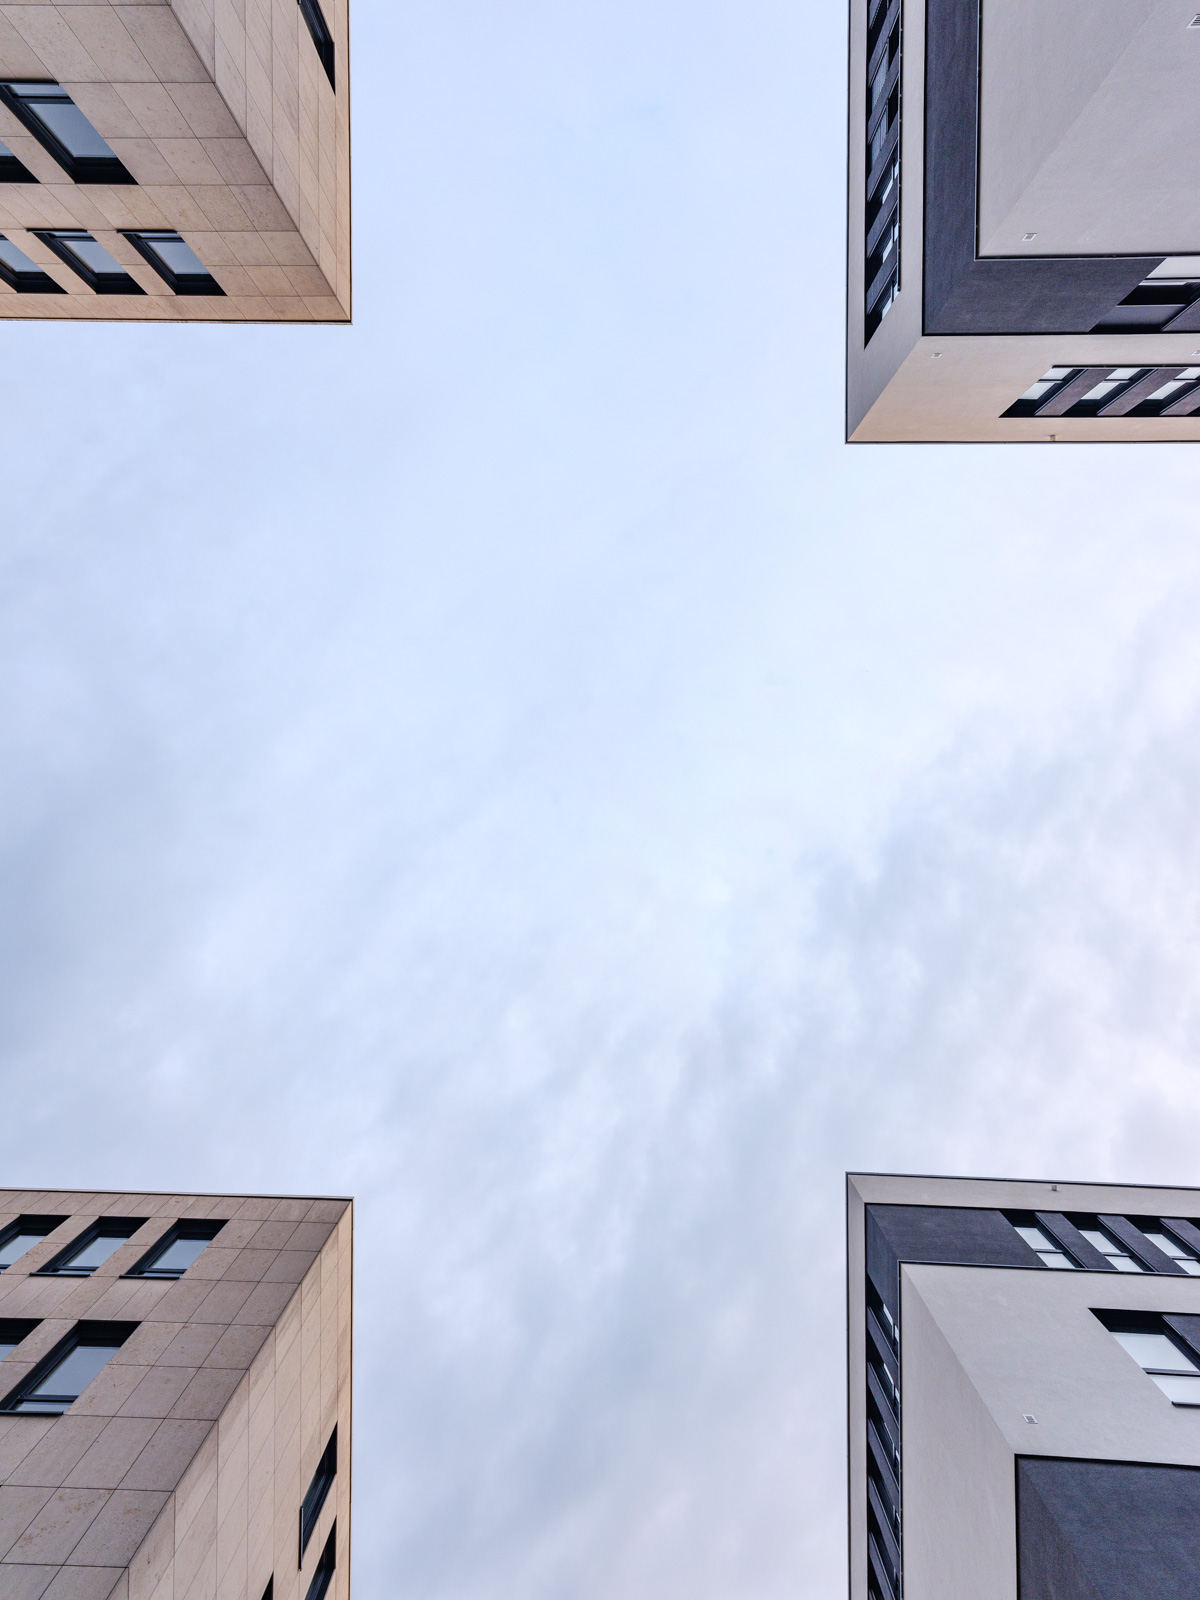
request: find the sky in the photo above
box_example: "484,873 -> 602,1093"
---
6,0 -> 1200,1595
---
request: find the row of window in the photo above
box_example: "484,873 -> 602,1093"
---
0,1213 -> 224,1278
0,1318 -> 135,1413
0,43 -> 336,190
865,1282 -> 901,1600
1008,1211 -> 1200,1275
1004,365 -> 1200,420
864,0 -> 901,341
0,228 -> 223,296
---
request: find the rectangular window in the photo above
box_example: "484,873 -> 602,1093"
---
0,1321 -> 39,1360
30,231 -> 144,295
0,1322 -> 138,1414
304,1523 -> 336,1600
125,1220 -> 225,1279
298,0 -> 336,89
1075,1220 -> 1143,1272
121,230 -> 224,295
1099,1312 -> 1200,1406
1142,1224 -> 1200,1276
0,233 -> 62,291
300,1427 -> 337,1562
37,1219 -> 146,1276
0,1216 -> 65,1270
1011,1220 -> 1076,1269
0,83 -> 134,183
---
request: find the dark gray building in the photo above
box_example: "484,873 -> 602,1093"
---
848,0 -> 1200,440
850,1173 -> 1200,1599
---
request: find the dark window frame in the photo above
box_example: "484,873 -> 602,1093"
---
120,229 -> 225,296
303,1523 -> 336,1600
123,1219 -> 226,1279
0,1319 -> 41,1355
0,1215 -> 66,1270
300,1426 -> 337,1563
0,1320 -> 139,1414
34,1218 -> 147,1276
0,82 -> 135,184
0,233 -> 63,292
30,230 -> 145,295
297,0 -> 336,90
0,143 -> 37,183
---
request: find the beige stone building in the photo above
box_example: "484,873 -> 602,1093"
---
0,0 -> 349,320
0,1186 -> 352,1600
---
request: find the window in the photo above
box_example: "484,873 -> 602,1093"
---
261,1581 -> 274,1600
298,0 -> 336,89
0,83 -> 134,183
0,232 -> 64,291
0,1216 -> 64,1270
126,1220 -> 225,1279
30,231 -> 144,295
1011,1221 -> 1076,1269
1100,1313 -> 1200,1406
1076,1222 -> 1143,1272
121,230 -> 224,296
37,1219 -> 146,1276
1091,278 -> 1200,333
1143,1226 -> 1200,1276
300,1427 -> 337,1562
0,1322 -> 138,1414
304,1523 -> 336,1600
0,138 -> 36,182
0,1321 -> 39,1360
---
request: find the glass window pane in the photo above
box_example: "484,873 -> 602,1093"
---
1111,1255 -> 1143,1272
148,1235 -> 210,1274
1079,1229 -> 1114,1252
1180,1259 -> 1200,1276
1039,1251 -> 1074,1269
0,1231 -> 47,1267
146,237 -> 208,276
8,83 -> 68,97
59,235 -> 122,275
1113,1331 -> 1198,1372
1152,1373 -> 1200,1405
29,1341 -> 120,1400
61,1232 -> 127,1271
1015,1225 -> 1052,1250
0,1341 -> 19,1360
31,102 -> 115,159
1145,1231 -> 1187,1257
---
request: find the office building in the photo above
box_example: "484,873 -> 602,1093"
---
0,0 -> 348,321
850,1171 -> 1200,1599
847,0 -> 1200,439
0,1185 -> 351,1600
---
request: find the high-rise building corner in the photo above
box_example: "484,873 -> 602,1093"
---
850,1170 -> 1200,1599
0,0 -> 349,323
0,1186 -> 351,1600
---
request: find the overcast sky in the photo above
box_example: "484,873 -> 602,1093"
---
5,0 -> 1200,1595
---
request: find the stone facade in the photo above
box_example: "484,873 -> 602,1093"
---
0,1187 -> 352,1600
0,0 -> 350,320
